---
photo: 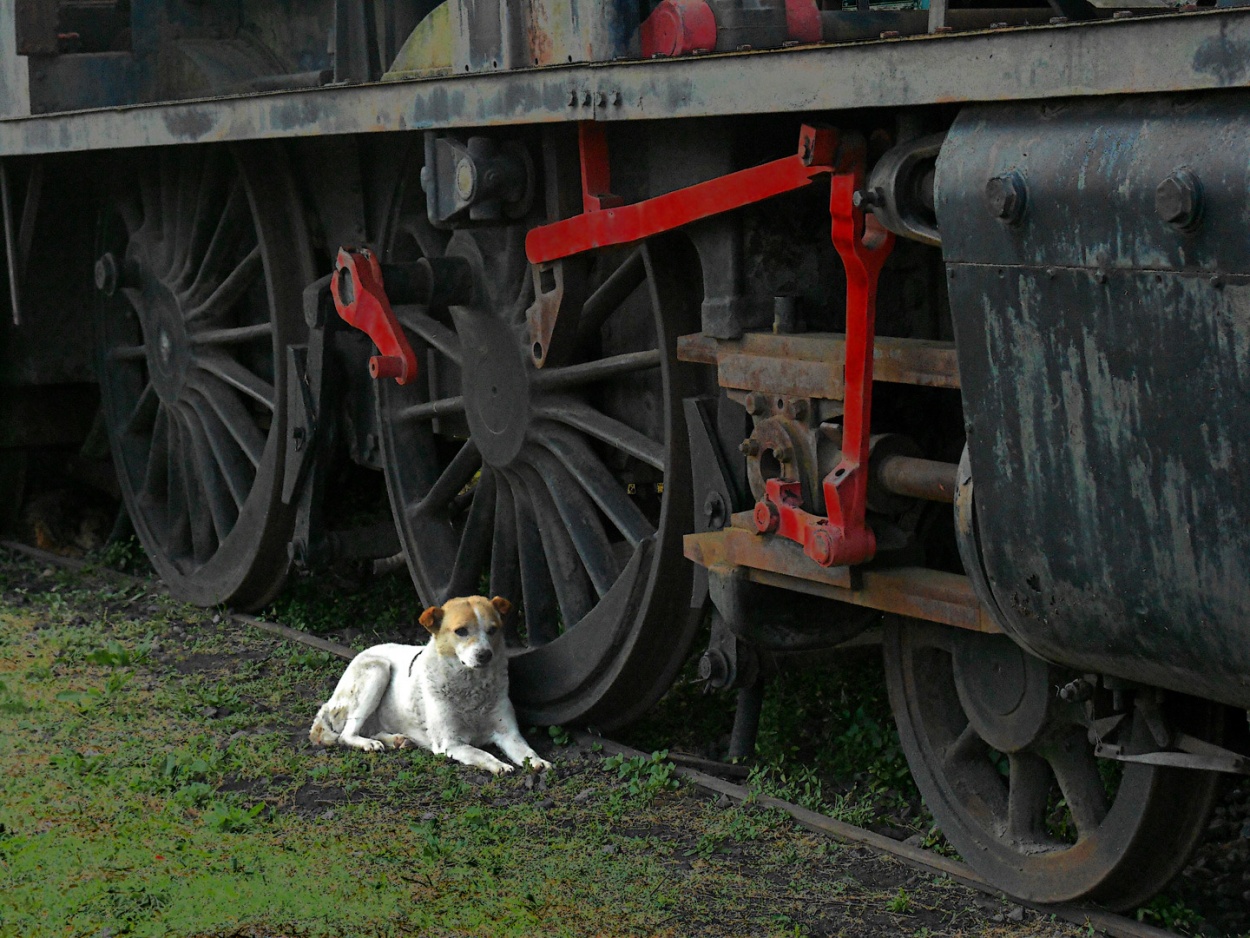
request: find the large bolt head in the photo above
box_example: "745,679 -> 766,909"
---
454,157 -> 477,202
1156,169 -> 1203,231
985,171 -> 1027,224
94,253 -> 119,295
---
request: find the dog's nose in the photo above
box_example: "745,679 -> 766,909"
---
476,648 -> 494,665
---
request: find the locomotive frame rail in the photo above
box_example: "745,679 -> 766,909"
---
2,9 -> 1250,156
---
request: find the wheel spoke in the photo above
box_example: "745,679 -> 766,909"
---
518,466 -> 596,632
529,446 -> 621,597
173,408 -> 219,565
139,406 -> 171,505
536,425 -> 655,546
394,305 -> 463,366
511,479 -> 559,646
576,247 -> 646,347
413,440 -> 481,516
395,396 -> 465,423
184,245 -> 263,325
170,147 -> 203,283
530,349 -> 661,392
191,322 -> 274,346
174,149 -> 227,288
445,469 -> 497,600
158,150 -> 180,276
123,383 -> 159,437
187,372 -> 267,468
536,396 -> 664,470
1047,729 -> 1110,838
489,479 -> 523,642
183,390 -> 252,509
187,176 -> 249,300
164,419 -> 194,560
196,351 -> 275,411
1007,751 -> 1052,844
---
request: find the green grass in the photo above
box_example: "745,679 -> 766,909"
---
2,550 -> 1057,938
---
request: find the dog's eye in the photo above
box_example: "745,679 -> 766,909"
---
487,626 -> 498,635
454,627 -> 469,637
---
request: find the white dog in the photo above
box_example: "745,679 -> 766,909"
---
309,595 -> 551,774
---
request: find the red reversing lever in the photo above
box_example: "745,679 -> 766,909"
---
330,247 -> 418,385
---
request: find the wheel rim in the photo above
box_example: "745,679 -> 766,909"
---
375,162 -> 702,728
883,620 -> 1220,909
95,144 -> 313,609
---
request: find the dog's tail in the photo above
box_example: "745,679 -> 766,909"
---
309,705 -> 343,747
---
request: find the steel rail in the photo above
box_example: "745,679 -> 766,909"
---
2,9 -> 1250,157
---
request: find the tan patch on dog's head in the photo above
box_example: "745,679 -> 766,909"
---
426,596 -> 509,667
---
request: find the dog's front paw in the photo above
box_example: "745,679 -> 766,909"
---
485,757 -> 514,775
355,738 -> 386,753
523,756 -> 553,772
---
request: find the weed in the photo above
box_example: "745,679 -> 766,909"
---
93,535 -> 149,575
80,882 -> 169,929
603,750 -> 680,803
886,887 -> 913,914
23,664 -> 52,681
85,637 -> 150,668
1136,894 -> 1203,934
547,724 -> 571,746
172,782 -> 215,809
747,757 -> 823,812
202,800 -> 267,833
286,648 -> 338,670
49,750 -> 111,780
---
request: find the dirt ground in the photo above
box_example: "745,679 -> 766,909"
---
0,544 -> 1101,938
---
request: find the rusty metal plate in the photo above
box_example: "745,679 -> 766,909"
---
685,523 -> 999,632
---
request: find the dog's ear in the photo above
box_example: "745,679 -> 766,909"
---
418,605 -> 444,634
490,596 -> 513,619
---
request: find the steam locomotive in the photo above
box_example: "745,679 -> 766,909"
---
3,0 -> 1250,911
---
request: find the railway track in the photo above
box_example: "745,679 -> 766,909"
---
0,538 -> 1185,938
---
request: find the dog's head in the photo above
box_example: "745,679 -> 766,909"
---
418,595 -> 511,669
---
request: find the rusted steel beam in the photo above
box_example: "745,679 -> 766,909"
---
3,10 -> 1250,156
677,331 -> 959,399
684,522 -> 1000,633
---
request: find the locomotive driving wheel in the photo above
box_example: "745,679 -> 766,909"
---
95,144 -> 313,609
375,163 -> 702,728
884,621 -> 1221,909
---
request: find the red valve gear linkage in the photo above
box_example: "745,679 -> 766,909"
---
330,247 -> 419,385
526,122 -> 894,568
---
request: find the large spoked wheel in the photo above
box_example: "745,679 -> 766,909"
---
375,167 -> 702,728
95,144 -> 313,609
884,620 -> 1221,909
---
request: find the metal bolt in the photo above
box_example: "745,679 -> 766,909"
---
808,528 -> 835,566
852,187 -> 884,211
703,492 -> 727,530
879,30 -> 900,39
1211,274 -> 1226,289
1156,168 -> 1203,232
1095,270 -> 1108,285
1113,9 -> 1133,17
985,171 -> 1027,224
1049,15 -> 1068,23
1059,678 -> 1093,703
744,392 -> 770,416
698,650 -> 730,686
772,443 -> 794,463
739,438 -> 761,457
753,499 -> 780,534
94,253 -> 119,295
784,399 -> 808,420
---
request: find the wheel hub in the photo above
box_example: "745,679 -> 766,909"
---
460,313 -> 533,468
952,632 -> 1054,753
140,272 -> 191,404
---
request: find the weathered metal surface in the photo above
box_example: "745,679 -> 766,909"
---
677,332 -> 961,397
5,10 -> 1250,156
876,455 -> 957,503
685,520 -> 1000,632
939,93 -> 1250,709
